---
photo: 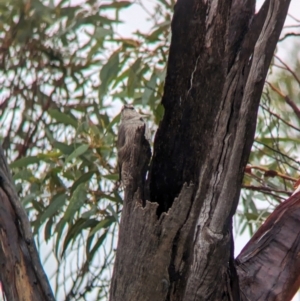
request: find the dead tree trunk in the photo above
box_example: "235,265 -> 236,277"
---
110,0 -> 295,301
0,148 -> 55,301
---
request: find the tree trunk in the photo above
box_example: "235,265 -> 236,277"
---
0,148 -> 55,301
110,0 -> 294,301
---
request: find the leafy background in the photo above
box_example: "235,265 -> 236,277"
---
0,0 -> 300,300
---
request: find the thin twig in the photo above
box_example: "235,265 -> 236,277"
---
260,104 -> 300,132
274,55 -> 300,86
288,14 -> 300,23
279,32 -> 300,42
252,144 -> 299,172
267,82 -> 300,120
254,140 -> 300,166
16,88 -> 53,160
242,184 -> 292,196
282,24 -> 300,28
245,165 -> 297,182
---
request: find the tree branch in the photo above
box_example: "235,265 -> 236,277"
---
242,184 -> 292,196
0,146 -> 55,301
237,191 -> 300,300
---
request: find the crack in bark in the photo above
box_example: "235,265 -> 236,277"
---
187,54 -> 201,96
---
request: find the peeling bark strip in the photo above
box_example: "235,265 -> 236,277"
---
237,191 -> 300,301
111,0 -> 292,301
0,147 -> 55,301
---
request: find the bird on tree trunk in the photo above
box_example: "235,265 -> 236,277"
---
117,104 -> 150,188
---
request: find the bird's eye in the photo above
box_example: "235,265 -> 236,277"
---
124,105 -> 134,110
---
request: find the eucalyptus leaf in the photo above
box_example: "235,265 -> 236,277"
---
65,144 -> 89,165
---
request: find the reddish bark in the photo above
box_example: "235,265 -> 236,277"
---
237,191 -> 300,301
0,148 -> 55,301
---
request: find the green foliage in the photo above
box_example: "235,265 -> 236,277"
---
1,0 -> 300,299
0,0 -> 172,299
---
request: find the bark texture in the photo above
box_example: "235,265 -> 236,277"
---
237,191 -> 300,301
110,184 -> 194,301
0,147 -> 55,301
149,0 -> 233,214
110,0 -> 293,300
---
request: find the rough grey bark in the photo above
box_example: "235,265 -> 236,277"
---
110,184 -> 194,301
0,147 -> 55,301
110,0 -> 293,300
181,1 -> 291,299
